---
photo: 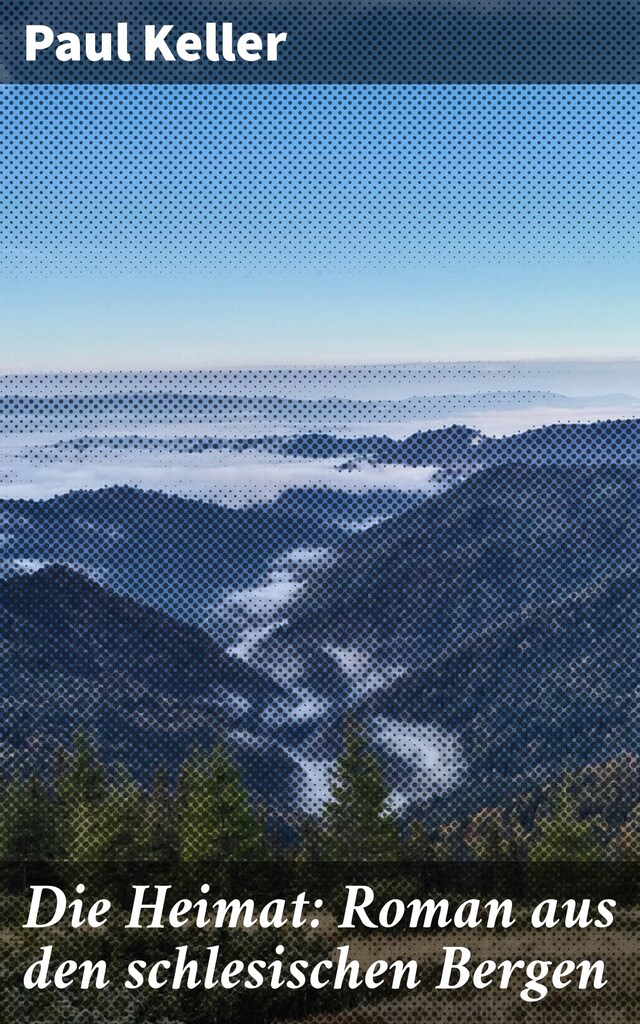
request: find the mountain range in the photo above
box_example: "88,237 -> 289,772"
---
229,459 -> 640,812
0,485 -> 424,628
1,420 -> 639,816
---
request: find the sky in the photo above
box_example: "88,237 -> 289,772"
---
1,84 -> 639,371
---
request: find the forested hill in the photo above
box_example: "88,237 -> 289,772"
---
247,462 -> 640,811
285,462 -> 640,647
284,416 -> 640,466
0,565 -> 287,794
373,563 -> 640,811
1,457 -> 639,817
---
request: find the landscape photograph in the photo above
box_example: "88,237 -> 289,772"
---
1,358 -> 640,866
1,360 -> 640,1023
2,79 -> 640,1022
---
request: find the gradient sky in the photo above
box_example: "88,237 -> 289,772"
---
1,85 -> 639,370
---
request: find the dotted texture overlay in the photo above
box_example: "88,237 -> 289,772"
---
3,86 -> 640,272
1,78 -> 639,1024
1,82 -> 639,865
1,367 -> 639,860
4,0 -> 640,82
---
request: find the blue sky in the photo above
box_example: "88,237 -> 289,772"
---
1,85 -> 639,370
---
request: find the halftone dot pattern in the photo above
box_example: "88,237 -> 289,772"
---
1,78 -> 640,1024
4,0 -> 640,83
2,86 -> 640,272
1,366 -> 639,865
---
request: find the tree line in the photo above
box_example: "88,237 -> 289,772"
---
1,730 -> 638,862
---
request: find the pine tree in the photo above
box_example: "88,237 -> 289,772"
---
465,807 -> 511,861
320,723 -> 400,862
0,774 -> 52,861
143,765 -> 178,860
297,814 -> 323,862
54,732 -> 107,860
529,779 -> 607,862
98,765 -> 145,861
209,742 -> 266,859
58,732 -> 105,806
178,743 -> 264,861
610,803 -> 640,860
178,745 -> 209,861
404,819 -> 436,860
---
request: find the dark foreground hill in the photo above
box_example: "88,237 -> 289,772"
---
0,565 -> 289,797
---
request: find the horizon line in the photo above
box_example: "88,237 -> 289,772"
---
3,355 -> 640,378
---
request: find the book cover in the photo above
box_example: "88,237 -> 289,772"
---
1,3 -> 638,1020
